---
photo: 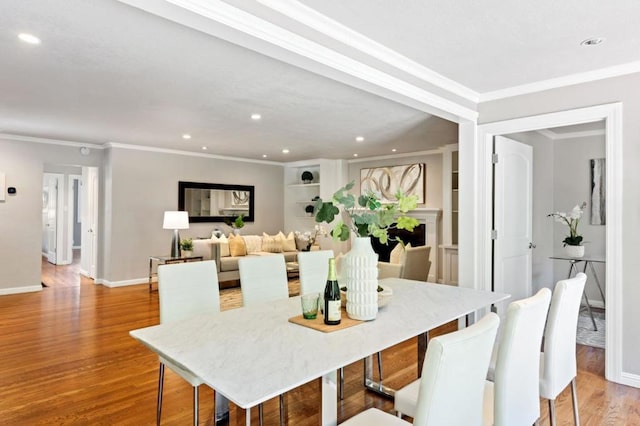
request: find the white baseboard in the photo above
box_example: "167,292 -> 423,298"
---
101,277 -> 148,288
619,372 -> 640,389
0,285 -> 43,295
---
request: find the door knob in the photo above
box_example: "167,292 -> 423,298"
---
529,242 -> 536,249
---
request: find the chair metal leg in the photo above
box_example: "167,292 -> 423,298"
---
548,399 -> 556,426
258,403 -> 264,426
377,351 -> 383,381
397,411 -> 403,418
157,362 -> 165,426
571,378 -> 580,425
339,367 -> 344,400
193,385 -> 199,426
279,394 -> 286,426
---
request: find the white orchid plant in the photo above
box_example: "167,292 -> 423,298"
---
548,202 -> 587,246
294,224 -> 327,251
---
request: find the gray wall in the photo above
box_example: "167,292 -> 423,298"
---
347,153 -> 444,209
0,139 -> 103,292
102,147 -> 284,283
479,71 -> 639,375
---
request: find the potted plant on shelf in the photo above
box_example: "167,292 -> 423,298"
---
180,238 -> 194,257
313,180 -> 419,320
301,170 -> 314,183
548,202 -> 587,258
224,214 -> 245,235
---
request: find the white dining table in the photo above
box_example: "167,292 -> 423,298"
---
130,278 -> 509,425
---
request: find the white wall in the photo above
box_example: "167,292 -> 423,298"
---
479,71 -> 639,376
552,136 -> 606,305
102,147 -> 284,284
0,139 -> 103,293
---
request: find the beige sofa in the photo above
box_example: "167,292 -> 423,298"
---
192,233 -> 301,286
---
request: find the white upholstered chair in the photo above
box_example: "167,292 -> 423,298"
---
343,313 -> 500,426
378,245 -> 432,282
483,288 -> 552,426
157,260 -> 221,426
238,255 -> 289,425
540,272 -> 587,425
297,250 -> 334,295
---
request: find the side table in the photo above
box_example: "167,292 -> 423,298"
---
148,255 -> 204,292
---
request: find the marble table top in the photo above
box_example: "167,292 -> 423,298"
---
130,278 -> 508,409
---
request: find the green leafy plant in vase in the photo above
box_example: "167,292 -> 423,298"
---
180,238 -> 194,256
313,180 -> 419,320
224,214 -> 245,234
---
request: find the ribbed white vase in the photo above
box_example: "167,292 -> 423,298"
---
565,245 -> 585,258
344,237 -> 379,320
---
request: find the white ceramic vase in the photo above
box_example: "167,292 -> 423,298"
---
565,244 -> 585,258
343,237 -> 379,320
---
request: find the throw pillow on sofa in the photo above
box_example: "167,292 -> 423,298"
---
262,233 -> 283,253
210,234 -> 230,257
228,233 -> 247,257
243,235 -> 263,254
278,231 -> 297,252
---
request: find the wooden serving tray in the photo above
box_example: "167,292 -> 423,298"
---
289,308 -> 363,333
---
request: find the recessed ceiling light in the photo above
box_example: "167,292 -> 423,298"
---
182,134 -> 191,140
353,153 -> 358,157
18,33 -> 41,45
282,149 -> 290,154
355,136 -> 364,142
251,113 -> 262,120
202,146 -> 207,150
580,37 -> 604,46
262,154 -> 268,158
392,148 -> 397,152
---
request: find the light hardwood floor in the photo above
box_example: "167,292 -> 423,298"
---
0,259 -> 637,425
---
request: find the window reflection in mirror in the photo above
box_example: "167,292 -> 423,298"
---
178,182 -> 254,223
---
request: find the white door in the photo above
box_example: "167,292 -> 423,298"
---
43,174 -> 60,264
493,136 -> 533,315
80,167 -> 99,279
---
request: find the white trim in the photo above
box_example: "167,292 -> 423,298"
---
0,286 -> 42,295
480,61 -> 640,102
256,0 -> 479,103
100,277 -> 148,288
0,133 -> 104,149
105,142 -> 284,165
475,102 -> 624,385
347,149 -> 443,163
120,0 -> 477,122
536,128 -> 606,140
619,372 -> 640,389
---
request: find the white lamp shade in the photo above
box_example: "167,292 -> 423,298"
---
163,211 -> 189,230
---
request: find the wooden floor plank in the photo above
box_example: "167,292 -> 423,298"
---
0,260 -> 637,424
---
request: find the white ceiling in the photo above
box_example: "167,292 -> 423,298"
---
1,0 -> 638,162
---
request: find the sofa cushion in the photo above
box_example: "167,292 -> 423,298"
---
220,256 -> 240,272
228,234 -> 247,257
211,234 -> 230,257
262,233 -> 283,253
281,231 -> 297,252
282,251 -> 298,262
243,235 -> 263,254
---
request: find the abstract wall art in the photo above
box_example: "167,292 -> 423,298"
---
360,163 -> 425,203
590,158 -> 606,225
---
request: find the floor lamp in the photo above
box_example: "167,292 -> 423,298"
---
163,211 -> 189,258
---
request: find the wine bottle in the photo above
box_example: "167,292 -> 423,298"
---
324,258 -> 341,325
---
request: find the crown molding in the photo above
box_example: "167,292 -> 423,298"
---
122,0 -> 478,122
0,133 -> 105,149
256,0 -> 479,103
479,61 -> 640,102
105,142 -> 283,165
347,149 -> 442,163
537,128 -> 606,140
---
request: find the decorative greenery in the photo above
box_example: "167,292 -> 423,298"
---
301,170 -> 314,182
313,181 -> 419,244
224,214 -> 245,229
295,225 -> 328,251
548,202 -> 587,246
180,238 -> 193,251
304,204 -> 315,214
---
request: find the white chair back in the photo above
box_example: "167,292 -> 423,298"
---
412,313 -> 500,426
238,255 -> 289,306
158,260 -> 220,324
491,287 -> 551,426
540,272 -> 587,399
298,250 -> 334,295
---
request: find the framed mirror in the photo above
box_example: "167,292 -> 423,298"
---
178,181 -> 254,223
